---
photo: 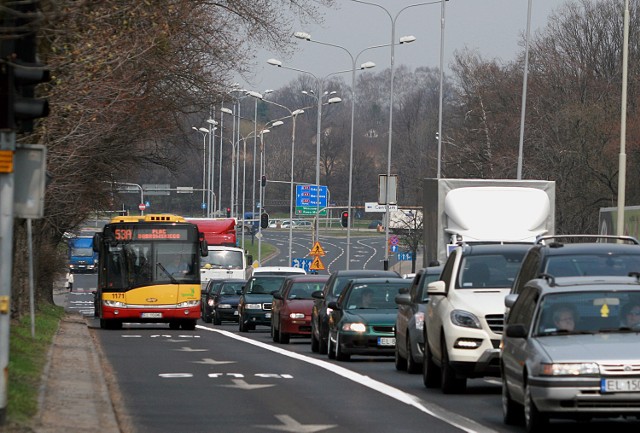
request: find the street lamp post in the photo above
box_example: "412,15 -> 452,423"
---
206,117 -> 218,217
294,32 -> 416,269
617,0 -> 630,235
219,105 -> 232,215
267,58 -> 346,245
192,126 -> 210,216
351,0 -> 445,270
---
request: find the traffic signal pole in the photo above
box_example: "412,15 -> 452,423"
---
0,131 -> 16,425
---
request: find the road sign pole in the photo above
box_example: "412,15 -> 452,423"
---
0,131 -> 16,424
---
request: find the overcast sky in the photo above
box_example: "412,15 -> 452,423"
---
236,0 -> 563,91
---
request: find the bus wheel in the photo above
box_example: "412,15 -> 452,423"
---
169,321 -> 180,330
182,320 -> 196,331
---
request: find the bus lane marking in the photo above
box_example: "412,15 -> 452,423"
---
256,414 -> 336,433
193,358 -> 235,365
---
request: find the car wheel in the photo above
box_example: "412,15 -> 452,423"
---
271,320 -> 280,342
318,323 -> 328,354
423,336 -> 441,388
335,333 -> 350,361
212,312 -> 221,326
394,333 -> 407,371
502,373 -> 523,425
327,333 -> 336,360
406,335 -> 421,374
279,326 -> 290,344
311,331 -> 320,352
239,316 -> 248,332
524,381 -> 547,433
441,336 -> 466,394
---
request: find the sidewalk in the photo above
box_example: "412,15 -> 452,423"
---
32,290 -> 120,433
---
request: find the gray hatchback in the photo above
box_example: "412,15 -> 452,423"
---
501,274 -> 640,432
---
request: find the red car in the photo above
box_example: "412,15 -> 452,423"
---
271,274 -> 329,344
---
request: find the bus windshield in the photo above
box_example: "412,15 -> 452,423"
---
105,241 -> 198,290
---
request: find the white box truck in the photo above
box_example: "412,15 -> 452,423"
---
422,178 -> 556,266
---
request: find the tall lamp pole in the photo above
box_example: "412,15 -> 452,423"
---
219,106 -> 232,214
351,0 -> 444,270
517,0 -> 532,180
192,126 -> 209,216
267,59 -> 346,245
295,32 -> 416,269
617,0 -> 630,235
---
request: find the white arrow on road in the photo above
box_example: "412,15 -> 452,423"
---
192,358 -> 235,365
174,347 -> 208,352
255,414 -> 337,432
220,379 -> 274,390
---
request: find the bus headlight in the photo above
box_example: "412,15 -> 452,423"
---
177,300 -> 199,308
103,300 -> 126,308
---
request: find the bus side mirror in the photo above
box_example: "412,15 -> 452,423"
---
200,239 -> 208,257
92,233 -> 102,253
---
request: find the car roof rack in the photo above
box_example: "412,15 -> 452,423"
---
535,234 -> 639,246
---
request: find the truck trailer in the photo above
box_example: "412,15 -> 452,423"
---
422,178 -> 555,266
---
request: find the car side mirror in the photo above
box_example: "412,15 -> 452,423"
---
505,324 -> 527,338
273,292 -> 283,300
311,290 -> 324,300
327,301 -> 340,310
399,287 -> 409,295
504,293 -> 519,308
236,289 -> 243,295
395,293 -> 411,306
427,280 -> 446,295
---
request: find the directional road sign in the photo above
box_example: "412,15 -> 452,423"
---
296,185 -> 328,208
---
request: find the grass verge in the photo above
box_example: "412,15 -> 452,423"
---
5,303 -> 64,427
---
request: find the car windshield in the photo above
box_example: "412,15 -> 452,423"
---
218,282 -> 244,295
458,252 -> 525,289
287,282 -> 325,299
245,276 -> 285,294
544,254 -> 640,277
343,281 -> 409,309
535,290 -> 640,336
201,250 -> 243,269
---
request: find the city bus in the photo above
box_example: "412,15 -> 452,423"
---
93,214 -> 208,330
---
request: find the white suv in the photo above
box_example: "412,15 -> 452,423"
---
423,243 -> 530,393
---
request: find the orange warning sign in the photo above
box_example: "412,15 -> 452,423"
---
310,256 -> 325,271
310,241 -> 325,256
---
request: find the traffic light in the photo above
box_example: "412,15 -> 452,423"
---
226,207 -> 231,218
260,212 -> 269,229
0,2 -> 51,132
341,211 -> 349,228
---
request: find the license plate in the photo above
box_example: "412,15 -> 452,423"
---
141,312 -> 163,319
601,378 -> 640,393
265,313 -> 271,319
378,337 -> 395,346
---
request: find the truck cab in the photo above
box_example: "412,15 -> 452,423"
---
68,236 -> 98,273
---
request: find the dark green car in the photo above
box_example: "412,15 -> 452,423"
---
327,277 -> 410,361
238,275 -> 287,332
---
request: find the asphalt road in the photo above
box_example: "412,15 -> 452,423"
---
68,234 -> 640,433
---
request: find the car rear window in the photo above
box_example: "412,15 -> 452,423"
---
544,254 -> 640,277
458,252 -> 526,289
343,281 -> 410,309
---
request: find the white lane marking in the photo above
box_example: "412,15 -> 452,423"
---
255,414 -> 337,432
175,347 -> 208,352
192,358 -> 235,365
159,373 -> 193,378
220,379 -> 275,390
198,326 -> 492,433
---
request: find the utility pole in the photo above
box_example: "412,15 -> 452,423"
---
0,1 -> 51,424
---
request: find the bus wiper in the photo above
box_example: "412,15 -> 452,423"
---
157,263 -> 178,284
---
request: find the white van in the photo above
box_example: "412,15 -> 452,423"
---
246,266 -> 306,279
200,246 -> 250,289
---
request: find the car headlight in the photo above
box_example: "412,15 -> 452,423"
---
207,299 -> 215,306
245,303 -> 262,310
289,313 -> 305,319
218,303 -> 232,309
103,300 -> 126,308
177,300 -> 199,308
414,312 -> 425,331
342,322 -> 366,332
450,310 -> 481,329
541,363 -> 600,376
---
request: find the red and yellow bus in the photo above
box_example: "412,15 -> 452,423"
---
93,214 -> 208,330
